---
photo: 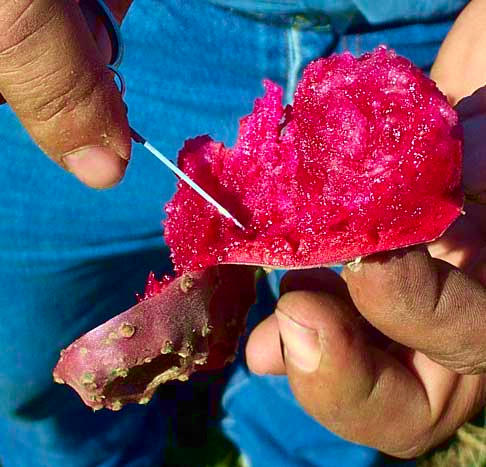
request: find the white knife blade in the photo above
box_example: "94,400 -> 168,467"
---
130,128 -> 245,230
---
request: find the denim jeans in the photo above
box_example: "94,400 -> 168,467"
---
0,0 -> 466,465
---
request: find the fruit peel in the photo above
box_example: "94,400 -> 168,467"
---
53,265 -> 257,411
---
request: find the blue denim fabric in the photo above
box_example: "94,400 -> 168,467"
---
0,0 -> 465,465
208,0 -> 355,15
209,0 -> 467,22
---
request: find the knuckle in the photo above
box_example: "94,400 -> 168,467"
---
33,68 -> 102,123
0,1 -> 113,125
427,302 -> 486,373
0,1 -> 56,57
444,358 -> 486,375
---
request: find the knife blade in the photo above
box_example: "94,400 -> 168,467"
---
130,128 -> 245,230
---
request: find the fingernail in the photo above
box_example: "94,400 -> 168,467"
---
62,146 -> 127,188
276,310 -> 322,373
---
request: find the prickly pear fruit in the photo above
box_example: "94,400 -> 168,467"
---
53,265 -> 257,411
164,47 -> 462,273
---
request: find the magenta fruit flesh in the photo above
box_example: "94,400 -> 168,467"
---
164,47 -> 463,272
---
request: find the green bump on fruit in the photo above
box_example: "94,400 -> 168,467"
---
53,376 -> 65,384
179,274 -> 194,293
201,323 -> 212,337
118,322 -> 136,338
111,368 -> 129,378
111,400 -> 123,411
84,382 -> 97,392
161,341 -> 175,354
81,372 -> 95,384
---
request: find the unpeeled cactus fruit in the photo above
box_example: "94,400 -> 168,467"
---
54,47 -> 463,411
53,266 -> 257,410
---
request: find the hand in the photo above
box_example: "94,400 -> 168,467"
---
245,88 -> 486,459
0,0 -> 134,188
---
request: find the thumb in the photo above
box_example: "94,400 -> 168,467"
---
0,0 -> 130,188
276,290 -> 373,378
275,290 -> 379,418
275,290 -> 437,457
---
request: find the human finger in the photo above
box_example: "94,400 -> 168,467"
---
246,313 -> 285,375
246,268 -> 351,375
453,87 -> 486,200
246,267 -> 391,375
0,0 -> 131,188
343,246 -> 486,374
276,288 -> 485,457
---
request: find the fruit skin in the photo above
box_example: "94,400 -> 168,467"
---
164,47 -> 463,273
53,265 -> 257,411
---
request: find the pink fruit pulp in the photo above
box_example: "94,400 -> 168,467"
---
135,272 -> 173,303
164,47 -> 463,273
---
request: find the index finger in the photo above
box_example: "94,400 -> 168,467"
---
344,246 -> 486,374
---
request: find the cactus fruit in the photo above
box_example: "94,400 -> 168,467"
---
53,266 -> 257,410
54,47 -> 463,410
164,47 -> 462,272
